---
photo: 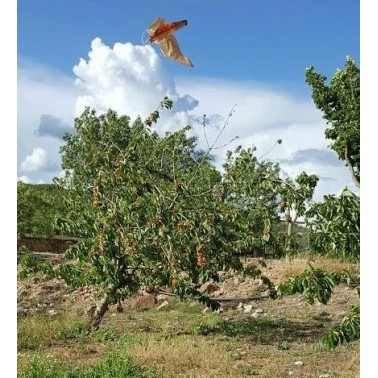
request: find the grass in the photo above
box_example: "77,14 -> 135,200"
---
17,256 -> 360,377
18,351 -> 164,378
17,301 -> 360,377
17,315 -> 86,350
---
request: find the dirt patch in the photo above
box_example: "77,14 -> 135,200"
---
17,256 -> 359,322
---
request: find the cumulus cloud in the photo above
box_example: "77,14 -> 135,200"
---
20,147 -> 58,172
17,175 -> 31,184
34,114 -> 73,139
18,59 -> 77,183
17,39 -> 357,199
73,38 -> 198,134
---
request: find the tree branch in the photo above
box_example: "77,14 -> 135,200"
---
344,146 -> 360,188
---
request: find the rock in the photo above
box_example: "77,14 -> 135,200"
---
211,289 -> 224,297
198,282 -> 220,295
251,308 -> 265,317
156,300 -> 169,310
156,294 -> 171,304
319,375 -> 330,378
86,304 -> 96,315
288,371 -> 294,376
133,294 -> 157,310
48,309 -> 57,316
237,302 -> 244,311
244,304 -> 253,313
294,361 -> 304,366
233,277 -> 239,285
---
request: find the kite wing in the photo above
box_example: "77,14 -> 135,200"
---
147,17 -> 194,67
147,17 -> 165,36
155,34 -> 194,67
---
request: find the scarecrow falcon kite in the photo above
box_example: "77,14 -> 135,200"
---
147,17 -> 194,67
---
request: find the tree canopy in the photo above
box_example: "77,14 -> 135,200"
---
306,57 -> 360,187
52,103 -> 282,329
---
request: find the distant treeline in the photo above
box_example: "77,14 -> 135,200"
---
17,182 -> 69,237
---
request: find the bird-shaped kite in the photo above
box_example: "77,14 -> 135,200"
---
147,17 -> 194,67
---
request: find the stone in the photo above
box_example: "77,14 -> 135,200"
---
294,361 -> 304,366
133,294 -> 157,310
243,304 -> 253,313
319,375 -> 330,378
156,294 -> 171,303
211,289 -> 224,297
48,309 -> 57,316
198,282 -> 220,295
237,302 -> 244,310
251,308 -> 265,317
156,301 -> 169,310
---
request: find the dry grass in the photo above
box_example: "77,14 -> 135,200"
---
17,256 -> 360,377
261,256 -> 359,284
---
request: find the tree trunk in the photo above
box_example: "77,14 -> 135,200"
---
345,147 -> 360,188
87,285 -> 117,332
285,213 -> 298,261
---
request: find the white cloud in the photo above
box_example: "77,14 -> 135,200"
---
73,37 -> 198,134
17,175 -> 31,184
17,59 -> 76,182
21,147 -> 48,172
17,39 -> 357,199
21,147 -> 58,173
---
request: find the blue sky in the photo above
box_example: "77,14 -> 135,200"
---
18,0 -> 359,84
17,0 -> 360,200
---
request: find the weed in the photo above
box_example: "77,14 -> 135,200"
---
18,351 -> 165,378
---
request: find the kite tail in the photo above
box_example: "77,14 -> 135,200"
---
141,30 -> 150,45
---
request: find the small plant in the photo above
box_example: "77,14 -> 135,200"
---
323,306 -> 360,348
277,266 -> 337,305
18,350 -> 164,378
275,340 -> 290,350
93,327 -> 119,342
58,321 -> 86,340
19,248 -> 54,279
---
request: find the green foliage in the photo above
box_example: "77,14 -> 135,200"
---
58,321 -> 87,340
306,57 -> 360,187
54,102 -> 261,328
19,352 -> 163,378
277,266 -> 360,348
307,188 -> 360,261
17,182 -> 67,237
276,172 -> 319,257
277,267 -> 338,305
222,146 -> 282,252
19,250 -> 54,280
19,97 -> 320,333
221,146 -> 318,259
323,306 -> 360,348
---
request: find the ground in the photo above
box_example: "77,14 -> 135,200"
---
17,256 -> 360,377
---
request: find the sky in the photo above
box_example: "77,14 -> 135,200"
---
17,0 -> 360,201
